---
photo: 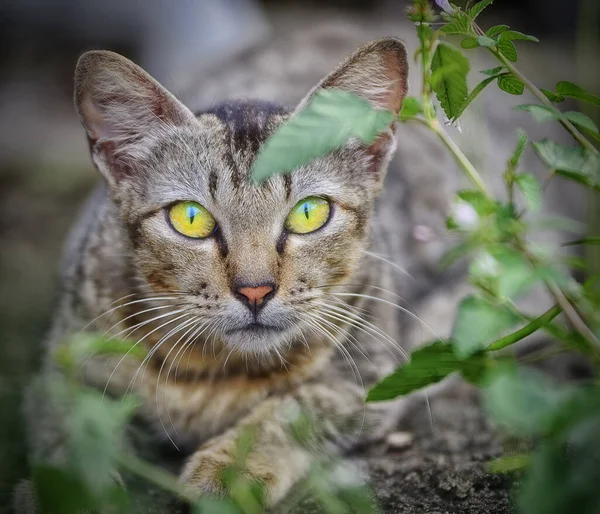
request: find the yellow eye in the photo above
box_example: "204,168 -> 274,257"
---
168,201 -> 216,239
285,196 -> 331,234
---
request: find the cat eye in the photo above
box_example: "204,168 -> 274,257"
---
168,201 -> 216,239
284,196 -> 331,234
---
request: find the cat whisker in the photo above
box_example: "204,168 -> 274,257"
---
360,250 -> 414,280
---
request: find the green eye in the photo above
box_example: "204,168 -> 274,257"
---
285,196 -> 331,234
168,201 -> 216,239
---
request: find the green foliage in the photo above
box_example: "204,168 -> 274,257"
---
430,42 -> 470,120
366,342 -> 488,401
251,89 -> 395,183
497,74 -> 524,95
514,173 -> 542,211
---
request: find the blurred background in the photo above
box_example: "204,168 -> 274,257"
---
0,0 -> 598,510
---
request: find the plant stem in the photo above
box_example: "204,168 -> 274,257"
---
492,51 -> 598,155
487,305 -> 562,351
421,117 -> 492,197
116,452 -> 198,505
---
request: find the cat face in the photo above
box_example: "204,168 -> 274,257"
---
74,39 -> 408,355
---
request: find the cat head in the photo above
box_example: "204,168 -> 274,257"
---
74,39 -> 408,356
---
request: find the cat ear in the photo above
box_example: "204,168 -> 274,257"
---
74,50 -> 196,185
297,38 -> 409,176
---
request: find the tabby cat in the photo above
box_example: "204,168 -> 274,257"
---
19,37 -> 432,511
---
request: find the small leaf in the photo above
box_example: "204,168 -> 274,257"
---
469,0 -> 495,19
563,111 -> 599,133
532,139 -> 600,177
483,364 -> 573,436
399,96 -> 422,121
497,74 -> 524,95
556,81 -> 600,107
487,453 -> 531,474
508,128 -> 528,170
486,24 -> 510,37
515,103 -> 558,123
480,65 -> 505,76
430,42 -> 470,121
500,30 -> 539,42
440,13 -> 472,35
497,39 -> 518,62
562,237 -> 600,246
453,76 -> 497,120
366,342 -> 487,401
477,35 -> 496,48
453,295 -> 520,358
541,88 -> 565,103
461,36 -> 479,49
251,89 -> 395,182
515,173 -> 542,211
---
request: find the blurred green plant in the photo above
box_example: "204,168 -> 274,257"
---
251,1 -> 600,513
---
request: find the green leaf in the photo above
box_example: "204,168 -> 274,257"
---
477,35 -> 496,48
469,0 -> 495,19
562,237 -> 600,246
399,96 -> 422,121
430,42 -> 470,121
508,128 -> 528,170
532,139 -> 600,180
453,76 -> 497,119
497,39 -> 518,62
452,295 -> 520,358
499,30 -> 539,42
461,36 -> 479,49
541,88 -> 564,103
366,342 -> 488,401
497,74 -> 524,95
515,173 -> 542,211
440,13 -> 472,35
515,103 -> 559,122
492,247 -> 539,297
486,24 -> 509,37
480,65 -> 505,76
67,391 -> 139,496
483,364 -> 573,436
556,81 -> 600,107
251,89 -> 394,182
487,453 -> 531,474
563,111 -> 599,133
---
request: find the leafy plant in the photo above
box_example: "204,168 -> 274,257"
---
251,1 -> 600,513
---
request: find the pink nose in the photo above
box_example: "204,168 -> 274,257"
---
236,285 -> 274,305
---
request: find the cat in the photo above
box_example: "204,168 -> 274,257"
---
17,37 -> 428,511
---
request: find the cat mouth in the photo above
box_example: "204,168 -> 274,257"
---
226,323 -> 282,334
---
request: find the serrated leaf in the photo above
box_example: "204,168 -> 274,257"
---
430,42 -> 470,121
477,35 -> 496,48
461,36 -> 479,49
532,139 -> 600,176
515,172 -> 542,211
366,342 -> 488,401
486,25 -> 509,37
497,74 -> 524,95
480,65 -> 505,76
469,0 -> 495,19
251,89 -> 395,182
515,105 -> 599,133
440,13 -> 472,35
500,30 -> 539,42
453,75 -> 497,120
453,295 -> 520,358
497,39 -> 518,62
541,88 -> 565,103
556,81 -> 600,107
399,96 -> 422,121
508,128 -> 528,169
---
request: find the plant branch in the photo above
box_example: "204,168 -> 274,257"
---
492,51 -> 598,155
487,305 -> 561,351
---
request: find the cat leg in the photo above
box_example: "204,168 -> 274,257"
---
180,379 -> 367,506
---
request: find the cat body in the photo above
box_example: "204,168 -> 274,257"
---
22,37 -> 419,509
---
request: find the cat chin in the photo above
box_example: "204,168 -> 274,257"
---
221,325 -> 298,356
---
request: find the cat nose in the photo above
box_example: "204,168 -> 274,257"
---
234,283 -> 275,313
